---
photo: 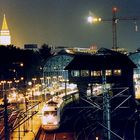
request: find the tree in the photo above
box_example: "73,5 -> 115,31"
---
39,44 -> 53,61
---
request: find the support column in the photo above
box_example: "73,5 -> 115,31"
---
77,83 -> 88,100
102,70 -> 111,140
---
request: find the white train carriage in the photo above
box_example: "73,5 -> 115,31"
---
41,100 -> 62,131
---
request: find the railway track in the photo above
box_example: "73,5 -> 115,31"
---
36,128 -> 74,140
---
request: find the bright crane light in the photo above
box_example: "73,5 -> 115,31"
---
87,16 -> 102,23
87,16 -> 94,23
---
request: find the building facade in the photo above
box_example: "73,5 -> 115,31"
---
129,49 -> 140,99
65,48 -> 136,101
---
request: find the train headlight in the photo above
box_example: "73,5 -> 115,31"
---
53,121 -> 58,125
42,117 -> 48,125
47,114 -> 53,121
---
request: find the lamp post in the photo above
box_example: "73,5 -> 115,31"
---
87,7 -> 138,51
28,81 -> 33,101
1,81 -> 10,140
61,79 -> 69,100
4,90 -> 9,140
46,76 -> 51,86
1,81 -> 6,98
14,79 -> 19,89
7,81 -> 12,89
40,77 -> 45,101
32,78 -> 37,85
32,78 -> 37,101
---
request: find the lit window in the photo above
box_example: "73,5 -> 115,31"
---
81,70 -> 89,77
71,70 -> 80,77
91,71 -> 101,76
114,69 -> 121,76
91,71 -> 94,76
106,70 -> 112,76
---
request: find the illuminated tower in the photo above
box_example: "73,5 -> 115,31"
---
0,14 -> 11,45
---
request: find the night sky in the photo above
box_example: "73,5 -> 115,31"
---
0,0 -> 140,51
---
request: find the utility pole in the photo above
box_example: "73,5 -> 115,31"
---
111,7 -> 138,51
42,67 -> 46,101
102,69 -> 111,140
112,7 -> 118,50
3,91 -> 9,140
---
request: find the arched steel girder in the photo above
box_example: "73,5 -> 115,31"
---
43,54 -> 73,79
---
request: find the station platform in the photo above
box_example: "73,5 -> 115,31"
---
10,103 -> 43,140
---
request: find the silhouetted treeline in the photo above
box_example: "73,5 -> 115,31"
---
0,44 -> 53,81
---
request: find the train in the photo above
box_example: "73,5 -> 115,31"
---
41,83 -> 78,131
41,98 -> 62,131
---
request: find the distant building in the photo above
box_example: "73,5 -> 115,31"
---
52,46 -> 68,54
0,14 -> 11,45
66,47 -> 97,54
111,47 -> 128,55
24,44 -> 38,51
129,49 -> 140,99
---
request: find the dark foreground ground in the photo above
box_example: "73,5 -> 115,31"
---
59,99 -> 140,140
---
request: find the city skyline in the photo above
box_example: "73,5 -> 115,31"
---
0,0 -> 140,51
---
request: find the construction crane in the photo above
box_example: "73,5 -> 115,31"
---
87,7 -> 139,51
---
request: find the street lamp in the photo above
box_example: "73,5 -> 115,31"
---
65,79 -> 69,100
32,78 -> 37,85
60,79 -> 69,100
32,78 -> 37,101
14,79 -> 19,89
46,76 -> 51,86
20,62 -> 24,67
28,81 -> 34,101
1,80 -> 6,98
87,7 -> 138,50
0,80 -> 10,140
7,81 -> 12,89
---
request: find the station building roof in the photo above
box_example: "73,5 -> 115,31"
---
65,48 -> 136,70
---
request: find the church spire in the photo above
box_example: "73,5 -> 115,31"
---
2,14 -> 9,30
0,14 -> 11,46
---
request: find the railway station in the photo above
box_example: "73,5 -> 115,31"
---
0,47 -> 140,140
0,2 -> 140,140
35,47 -> 139,139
